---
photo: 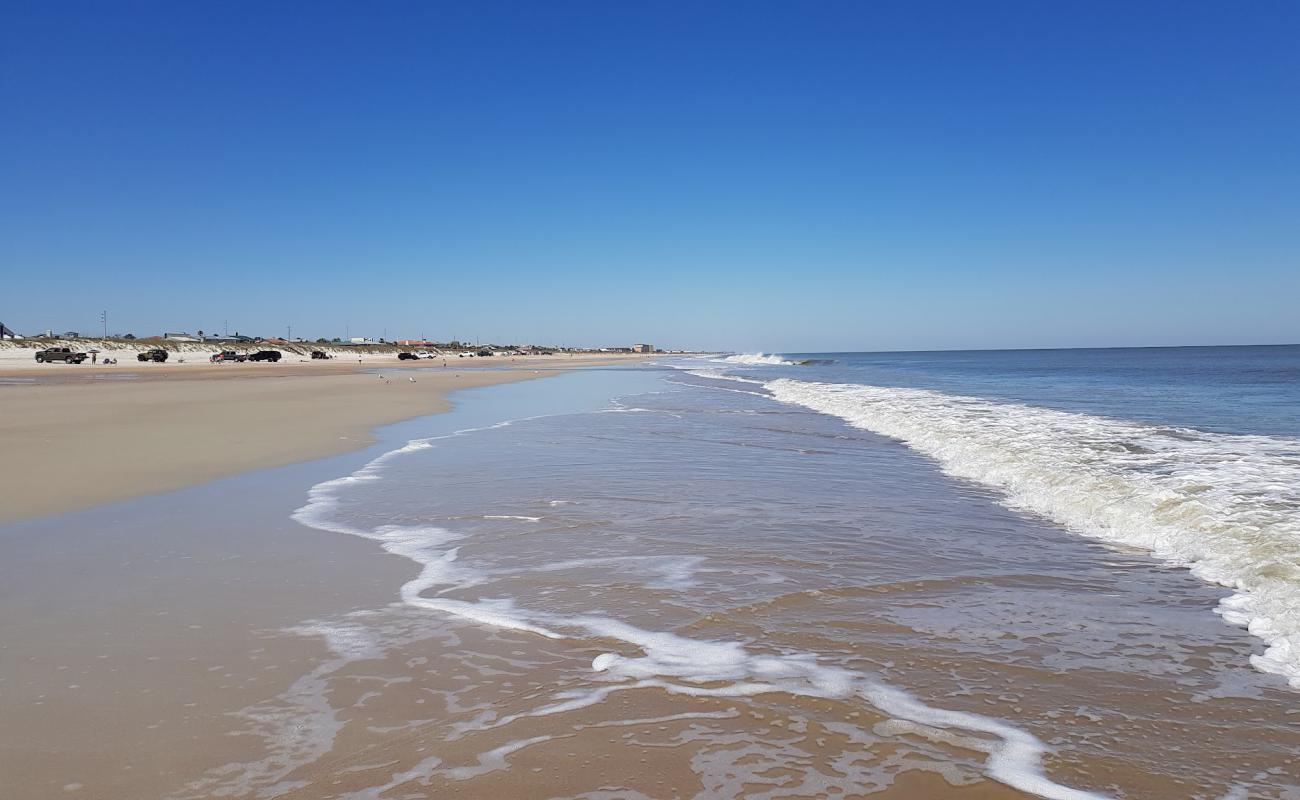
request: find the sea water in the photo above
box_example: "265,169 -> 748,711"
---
174,349 -> 1300,799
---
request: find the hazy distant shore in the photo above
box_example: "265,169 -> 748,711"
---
0,352 -> 654,523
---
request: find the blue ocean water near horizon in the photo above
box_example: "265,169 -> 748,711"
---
178,346 -> 1298,798
734,344 -> 1300,436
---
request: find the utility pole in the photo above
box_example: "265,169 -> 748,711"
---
287,324 -> 292,342
100,310 -> 107,339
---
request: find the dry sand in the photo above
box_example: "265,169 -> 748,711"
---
0,354 -> 651,524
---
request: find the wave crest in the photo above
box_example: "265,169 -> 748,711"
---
766,377 -> 1300,689
716,353 -> 797,365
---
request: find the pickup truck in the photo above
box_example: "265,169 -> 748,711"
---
210,351 -> 246,363
136,349 -> 169,362
247,350 -> 282,362
35,347 -> 87,364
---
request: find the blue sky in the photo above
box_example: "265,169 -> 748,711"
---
2,1 -> 1296,351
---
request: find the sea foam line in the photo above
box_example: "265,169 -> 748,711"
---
714,352 -> 798,366
764,377 -> 1300,689
287,411 -> 1109,800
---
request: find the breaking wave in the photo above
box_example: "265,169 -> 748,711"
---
716,353 -> 798,366
765,377 -> 1300,689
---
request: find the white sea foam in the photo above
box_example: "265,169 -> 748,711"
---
715,352 -> 797,366
766,377 -> 1300,688
531,555 -> 707,589
285,407 -> 1110,800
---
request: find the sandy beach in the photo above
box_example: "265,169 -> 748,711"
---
0,353 -> 650,524
2,357 -> 1297,800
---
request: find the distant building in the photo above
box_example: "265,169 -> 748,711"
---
632,343 -> 655,353
397,339 -> 434,347
163,332 -> 200,342
0,321 -> 16,339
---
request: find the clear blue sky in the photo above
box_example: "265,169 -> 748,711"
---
2,1 -> 1296,351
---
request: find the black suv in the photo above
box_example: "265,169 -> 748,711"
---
210,351 -> 246,363
35,347 -> 87,364
247,350 -> 282,362
397,352 -> 419,360
137,349 -> 169,362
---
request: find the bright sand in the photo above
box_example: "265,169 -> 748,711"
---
0,354 -> 649,523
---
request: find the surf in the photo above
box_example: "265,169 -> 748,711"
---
765,377 -> 1300,688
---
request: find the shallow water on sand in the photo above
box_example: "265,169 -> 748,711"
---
152,365 -> 1298,799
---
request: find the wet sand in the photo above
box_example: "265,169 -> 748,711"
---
4,365 -> 1296,800
0,354 -> 649,523
0,417 -> 1033,800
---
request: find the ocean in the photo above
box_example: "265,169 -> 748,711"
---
162,345 -> 1294,800
25,348 -> 1292,798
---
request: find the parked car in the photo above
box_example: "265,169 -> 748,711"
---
310,350 -> 331,359
476,350 -> 494,357
210,351 -> 246,363
397,352 -> 419,360
247,350 -> 282,362
136,349 -> 169,362
35,347 -> 87,364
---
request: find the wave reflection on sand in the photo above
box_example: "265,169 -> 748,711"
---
173,368 -> 1299,799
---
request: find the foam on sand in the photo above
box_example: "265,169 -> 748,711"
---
288,415 -> 1111,800
765,377 -> 1300,689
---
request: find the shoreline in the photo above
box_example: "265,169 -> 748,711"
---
0,353 -> 656,524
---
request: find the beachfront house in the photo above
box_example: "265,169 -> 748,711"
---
633,343 -> 655,353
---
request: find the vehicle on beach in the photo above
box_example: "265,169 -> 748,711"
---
247,350 -> 282,362
476,349 -> 494,357
136,349 -> 169,362
310,350 -> 331,359
397,352 -> 419,360
210,351 -> 246,363
35,347 -> 87,364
